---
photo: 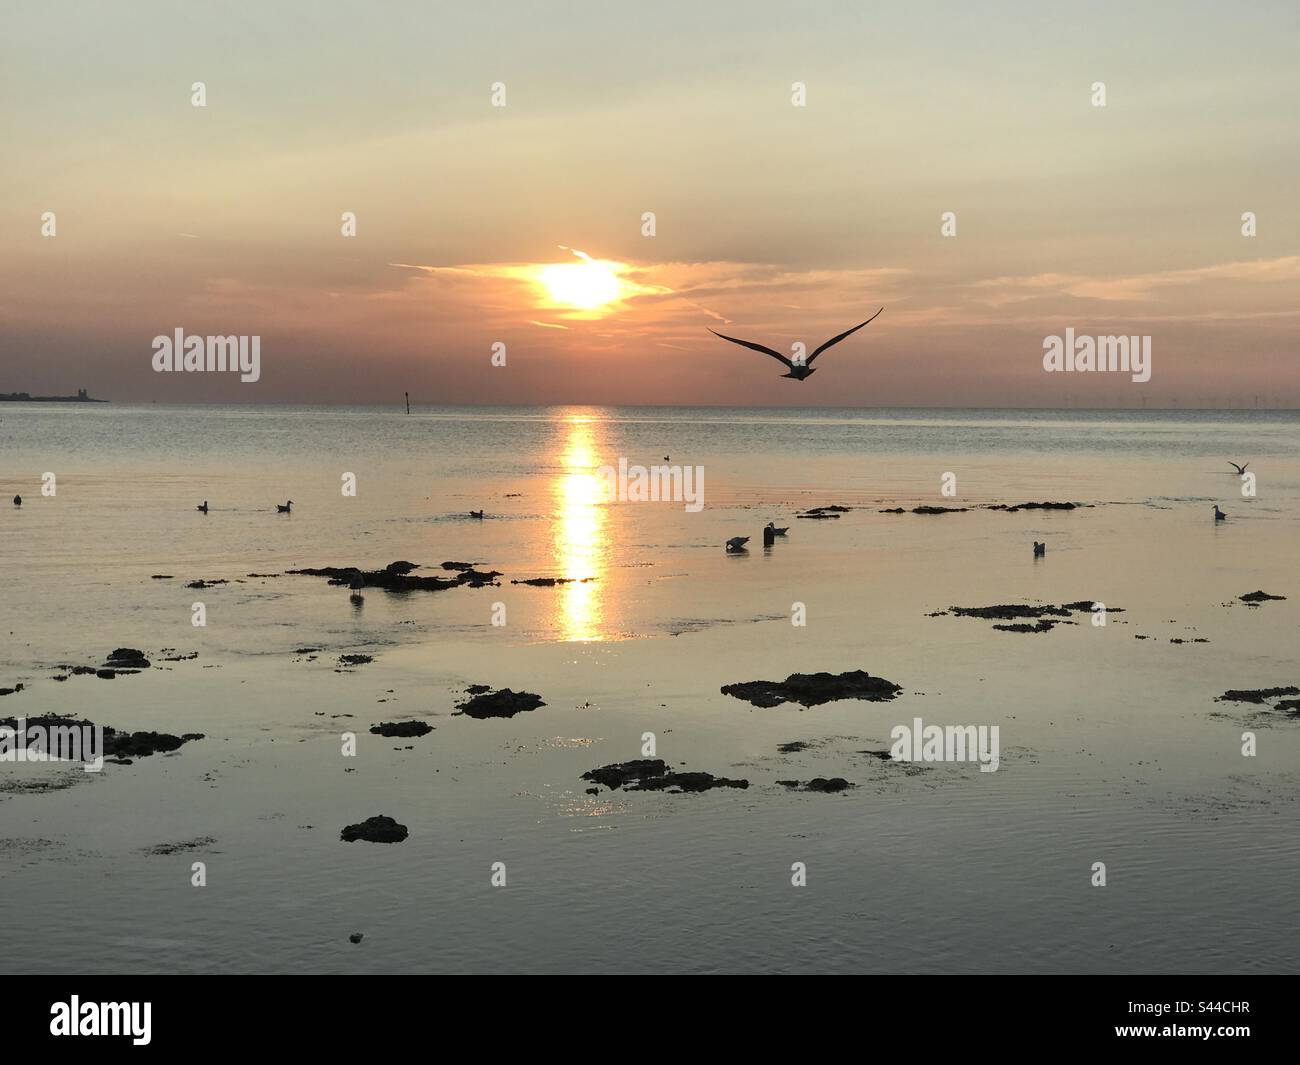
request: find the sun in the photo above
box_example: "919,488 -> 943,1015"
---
536,251 -> 624,312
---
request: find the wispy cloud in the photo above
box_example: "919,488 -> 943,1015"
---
971,257 -> 1300,305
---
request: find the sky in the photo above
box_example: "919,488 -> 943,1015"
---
1,0 -> 1298,407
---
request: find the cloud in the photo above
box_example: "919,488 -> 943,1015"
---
971,257 -> 1300,305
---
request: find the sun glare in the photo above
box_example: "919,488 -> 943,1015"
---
537,252 -> 624,312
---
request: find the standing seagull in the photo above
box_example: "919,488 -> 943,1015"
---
1228,461 -> 1249,475
709,308 -> 884,380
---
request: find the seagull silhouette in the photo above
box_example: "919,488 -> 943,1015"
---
1228,461 -> 1249,475
709,308 -> 884,380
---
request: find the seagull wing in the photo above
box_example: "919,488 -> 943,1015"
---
805,307 -> 884,366
709,329 -> 793,369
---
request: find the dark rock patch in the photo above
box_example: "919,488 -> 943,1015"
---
777,777 -> 854,793
185,579 -> 228,589
948,601 -> 1117,632
777,741 -> 810,753
340,815 -> 408,843
369,720 -> 433,738
509,576 -> 595,586
952,604 -> 1070,622
456,687 -> 546,719
1240,590 -> 1286,604
722,670 -> 903,708
992,620 -> 1058,633
144,836 -> 217,856
582,759 -> 668,789
985,501 -> 1080,512
0,715 -> 203,761
288,562 -> 500,592
581,759 -> 748,793
635,771 -> 749,792
109,730 -> 205,757
338,654 -> 373,667
1218,686 -> 1300,705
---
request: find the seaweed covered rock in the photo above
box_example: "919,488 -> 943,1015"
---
455,687 -> 546,719
581,759 -> 748,793
340,815 -> 408,843
721,670 -> 902,708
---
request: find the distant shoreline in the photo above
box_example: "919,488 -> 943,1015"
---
0,392 -> 107,403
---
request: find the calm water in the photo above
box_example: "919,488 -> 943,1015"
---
2,405 -> 1298,973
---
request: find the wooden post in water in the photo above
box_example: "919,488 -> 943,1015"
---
405,391 -> 410,415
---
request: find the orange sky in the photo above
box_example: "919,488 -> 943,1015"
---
2,0 -> 1298,407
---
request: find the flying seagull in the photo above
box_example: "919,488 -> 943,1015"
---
1228,461 -> 1249,475
709,308 -> 884,380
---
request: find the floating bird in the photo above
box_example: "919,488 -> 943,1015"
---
197,501 -> 209,513
663,455 -> 670,461
1228,461 -> 1249,475
12,495 -> 20,507
725,536 -> 750,553
469,510 -> 485,519
1213,505 -> 1226,521
766,522 -> 789,536
709,308 -> 884,380
1033,541 -> 1045,557
276,500 -> 293,513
